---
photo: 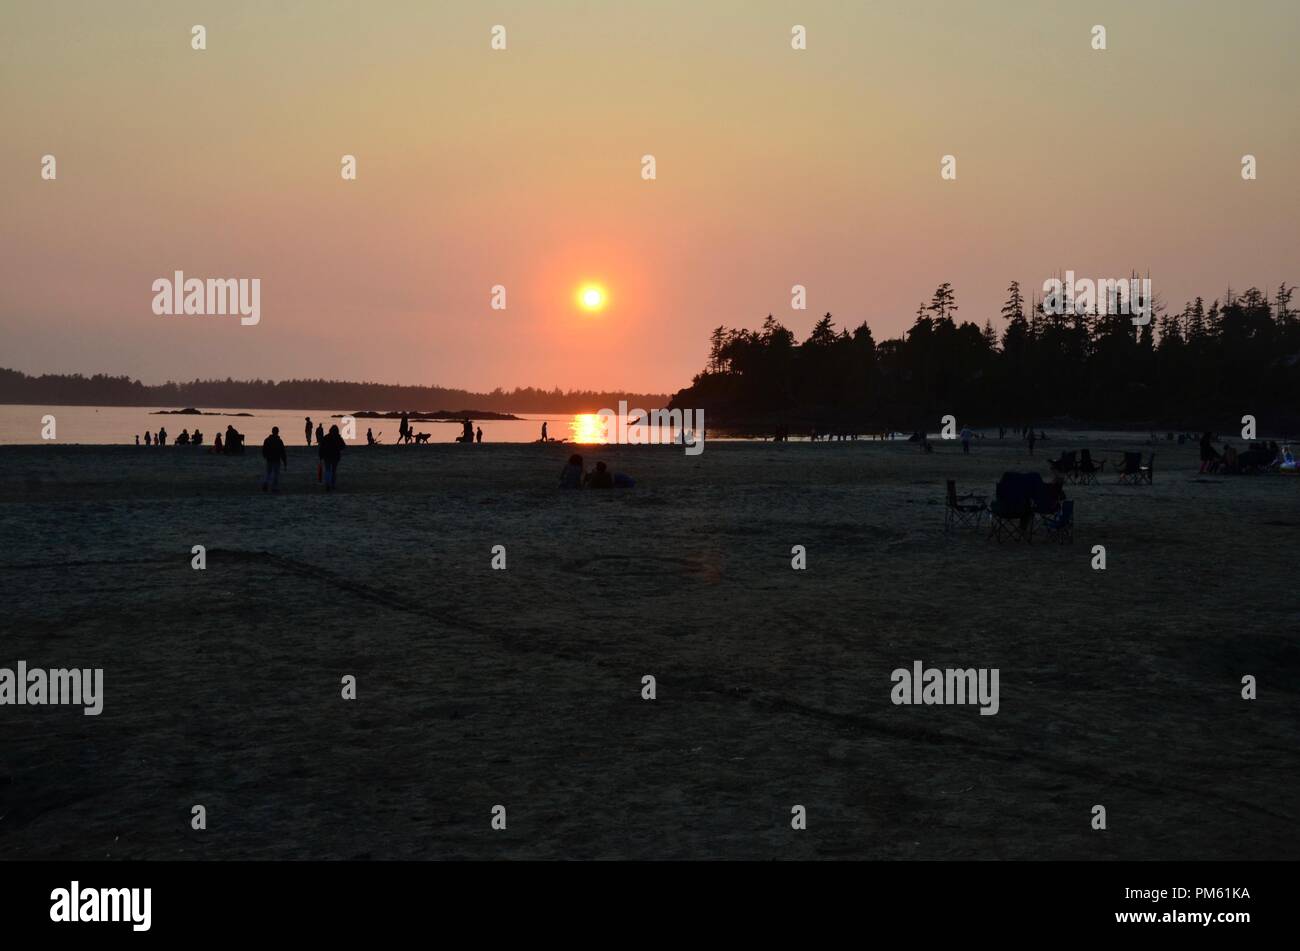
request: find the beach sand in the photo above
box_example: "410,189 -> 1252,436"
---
1,437 -> 1297,860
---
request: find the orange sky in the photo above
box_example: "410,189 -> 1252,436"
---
2,0 -> 1297,393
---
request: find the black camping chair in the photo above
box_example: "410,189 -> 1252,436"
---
1048,450 -> 1077,483
1116,451 -> 1143,484
1077,449 -> 1105,485
989,472 -> 1040,543
1138,453 -> 1154,484
944,479 -> 987,533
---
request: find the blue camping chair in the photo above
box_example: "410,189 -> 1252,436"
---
1042,499 -> 1074,543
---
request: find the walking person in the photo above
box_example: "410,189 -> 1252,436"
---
261,426 -> 287,492
396,413 -> 410,444
541,421 -> 548,442
318,424 -> 346,491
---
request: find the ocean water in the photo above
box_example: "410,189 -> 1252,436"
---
0,405 -> 704,446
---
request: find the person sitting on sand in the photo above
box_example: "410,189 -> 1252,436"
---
261,426 -> 288,492
318,424 -> 345,491
584,460 -> 614,489
176,429 -> 190,445
559,453 -> 584,489
192,429 -> 203,446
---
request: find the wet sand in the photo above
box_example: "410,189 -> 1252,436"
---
1,438 -> 1297,859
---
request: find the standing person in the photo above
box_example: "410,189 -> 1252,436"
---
157,427 -> 167,446
541,421 -> 548,442
315,422 -> 325,447
318,424 -> 345,491
304,417 -> 313,446
462,419 -> 473,443
261,426 -> 287,492
960,425 -> 972,454
397,413 -> 410,444
475,426 -> 483,443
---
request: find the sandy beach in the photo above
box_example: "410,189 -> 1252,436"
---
1,437 -> 1296,860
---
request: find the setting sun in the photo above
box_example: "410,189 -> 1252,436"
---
577,283 -> 607,312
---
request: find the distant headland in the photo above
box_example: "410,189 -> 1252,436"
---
0,368 -> 668,415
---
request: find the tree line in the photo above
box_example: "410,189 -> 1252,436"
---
670,281 -> 1300,432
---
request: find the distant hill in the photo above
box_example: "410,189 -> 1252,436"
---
0,368 -> 669,415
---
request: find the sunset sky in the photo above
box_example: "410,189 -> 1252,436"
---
3,0 -> 1297,394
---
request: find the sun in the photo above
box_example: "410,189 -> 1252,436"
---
577,283 -> 607,312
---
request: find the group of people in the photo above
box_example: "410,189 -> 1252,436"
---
261,423 -> 346,492
1200,432 -> 1294,474
558,454 -> 634,489
139,425 -> 249,451
138,427 -> 204,446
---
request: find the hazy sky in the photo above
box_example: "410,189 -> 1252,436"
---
2,0 -> 1297,393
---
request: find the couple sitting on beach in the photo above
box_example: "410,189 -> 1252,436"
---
559,453 -> 634,490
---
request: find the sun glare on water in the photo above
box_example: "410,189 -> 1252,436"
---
571,413 -> 610,444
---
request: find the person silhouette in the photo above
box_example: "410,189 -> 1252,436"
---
261,426 -> 287,492
135,434 -> 140,446
305,417 -> 313,446
559,453 -> 584,489
541,421 -> 548,442
157,428 -> 167,446
367,427 -> 377,446
315,422 -> 325,446
318,424 -> 345,491
397,413 -> 410,444
476,426 -> 483,443
144,431 -> 151,446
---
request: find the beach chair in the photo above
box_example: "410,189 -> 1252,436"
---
1048,450 -> 1077,483
1138,453 -> 1154,485
989,472 -> 1039,543
1116,451 -> 1144,484
1076,449 -> 1105,485
1041,499 -> 1074,544
944,479 -> 987,533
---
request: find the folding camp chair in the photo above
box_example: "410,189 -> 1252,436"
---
1116,451 -> 1144,484
1048,450 -> 1077,483
1041,499 -> 1074,543
989,472 -> 1039,543
944,479 -> 987,533
1076,449 -> 1105,485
